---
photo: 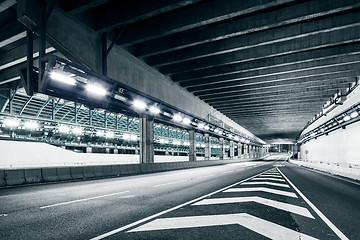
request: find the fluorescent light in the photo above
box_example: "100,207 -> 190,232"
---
343,115 -> 351,121
133,99 -> 147,110
201,144 -> 205,148
320,128 -> 325,133
3,118 -> 19,127
24,121 -> 39,130
198,123 -> 205,129
350,111 -> 359,118
204,125 -> 210,130
58,125 -> 70,133
214,128 -> 219,133
72,127 -> 83,135
86,83 -> 107,96
182,118 -> 191,125
106,131 -> 114,138
130,135 -> 137,141
123,133 -> 130,140
149,105 -> 160,114
218,130 -> 223,135
50,72 -> 76,85
184,142 -> 190,146
164,139 -> 169,144
159,139 -> 165,144
96,131 -> 105,137
173,114 -> 182,122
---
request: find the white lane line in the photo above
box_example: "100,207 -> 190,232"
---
224,187 -> 297,198
251,177 -> 286,182
0,214 -> 8,217
193,196 -> 314,218
40,191 -> 130,209
278,168 -> 349,240
198,174 -> 216,179
258,174 -> 282,178
89,169 -> 270,240
153,180 -> 188,188
128,213 -> 318,240
242,181 -> 290,188
222,171 -> 234,174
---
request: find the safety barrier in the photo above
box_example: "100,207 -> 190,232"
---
0,157 -> 263,187
289,160 -> 360,181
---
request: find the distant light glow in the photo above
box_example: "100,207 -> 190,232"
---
58,125 -> 70,133
96,131 -> 105,137
320,128 -> 325,133
218,130 -> 223,135
184,142 -> 190,146
106,131 -> 114,138
72,127 -> 83,135
3,118 -> 19,127
173,140 -> 180,145
123,133 -> 130,140
198,123 -> 205,129
343,115 -> 351,121
350,111 -> 359,118
200,144 -> 206,148
50,72 -> 76,85
149,105 -> 160,114
204,125 -> 210,130
159,139 -> 165,144
86,83 -> 107,96
182,118 -> 191,125
130,135 -> 137,141
164,139 -> 169,144
214,129 -> 219,133
173,114 -> 182,122
133,99 -> 147,110
24,121 -> 39,130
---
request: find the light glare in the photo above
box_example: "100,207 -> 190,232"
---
86,84 -> 107,96
350,111 -> 359,118
50,72 -> 76,85
133,100 -> 147,110
149,105 -> 160,114
106,131 -> 114,138
182,118 -> 191,125
173,114 -> 182,122
3,119 -> 19,127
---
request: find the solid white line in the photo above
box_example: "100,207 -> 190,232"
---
258,174 -> 282,178
89,169 -> 271,240
242,181 -> 290,188
40,191 -> 130,209
193,196 -> 314,218
278,168 -> 349,240
224,187 -> 297,198
153,180 -> 188,188
251,177 -> 286,182
198,174 -> 216,179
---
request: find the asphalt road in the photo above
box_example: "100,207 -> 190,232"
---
0,154 -> 359,240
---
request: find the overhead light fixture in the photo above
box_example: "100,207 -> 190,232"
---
218,130 -> 223,135
343,115 -> 351,121
24,121 -> 39,130
123,133 -> 130,140
214,128 -> 219,133
50,72 -> 76,85
184,142 -> 190,146
86,83 -> 107,96
173,114 -> 182,122
96,131 -> 105,137
130,135 -> 138,141
350,111 -> 359,118
182,118 -> 191,125
204,125 -> 210,130
3,118 -> 19,128
133,99 -> 147,110
164,139 -> 169,144
159,139 -> 165,144
58,125 -> 70,133
320,128 -> 325,133
105,131 -> 114,138
198,123 -> 205,129
72,127 -> 83,135
149,105 -> 160,114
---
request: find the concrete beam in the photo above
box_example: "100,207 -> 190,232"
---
64,0 -> 112,15
0,0 -> 16,13
134,0 -> 360,57
116,0 -> 295,46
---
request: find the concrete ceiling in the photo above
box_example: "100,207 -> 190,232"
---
1,0 -> 360,143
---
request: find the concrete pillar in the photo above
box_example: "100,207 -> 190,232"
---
204,134 -> 211,160
229,140 -> 234,159
189,130 -> 196,162
114,149 -> 118,154
219,138 -> 224,160
86,147 -> 92,153
249,145 -> 253,158
139,116 -> 154,163
238,143 -> 242,159
105,148 -> 110,154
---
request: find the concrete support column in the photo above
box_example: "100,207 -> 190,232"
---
86,147 -> 92,153
189,130 -> 196,162
249,145 -> 253,158
229,140 -> 234,159
204,134 -> 211,161
114,149 -> 118,154
139,116 -> 154,163
238,143 -> 242,159
219,138 -> 224,160
105,148 -> 110,154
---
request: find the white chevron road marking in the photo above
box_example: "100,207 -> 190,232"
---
128,213 -> 318,240
251,177 -> 286,182
192,196 -> 314,218
259,174 -> 282,178
224,187 -> 297,198
242,181 -> 290,188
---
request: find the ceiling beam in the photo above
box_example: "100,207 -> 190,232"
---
0,0 -> 16,13
64,0 -> 112,15
115,0 -> 296,46
134,0 -> 360,57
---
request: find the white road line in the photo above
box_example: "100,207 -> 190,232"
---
0,214 -> 8,217
128,213 -> 318,240
222,171 -> 234,174
40,191 -> 130,209
89,169 -> 270,240
257,174 -> 282,178
153,180 -> 188,188
251,177 -> 286,182
224,187 -> 297,198
278,168 -> 349,240
193,196 -> 314,218
242,181 -> 290,188
198,174 -> 216,179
